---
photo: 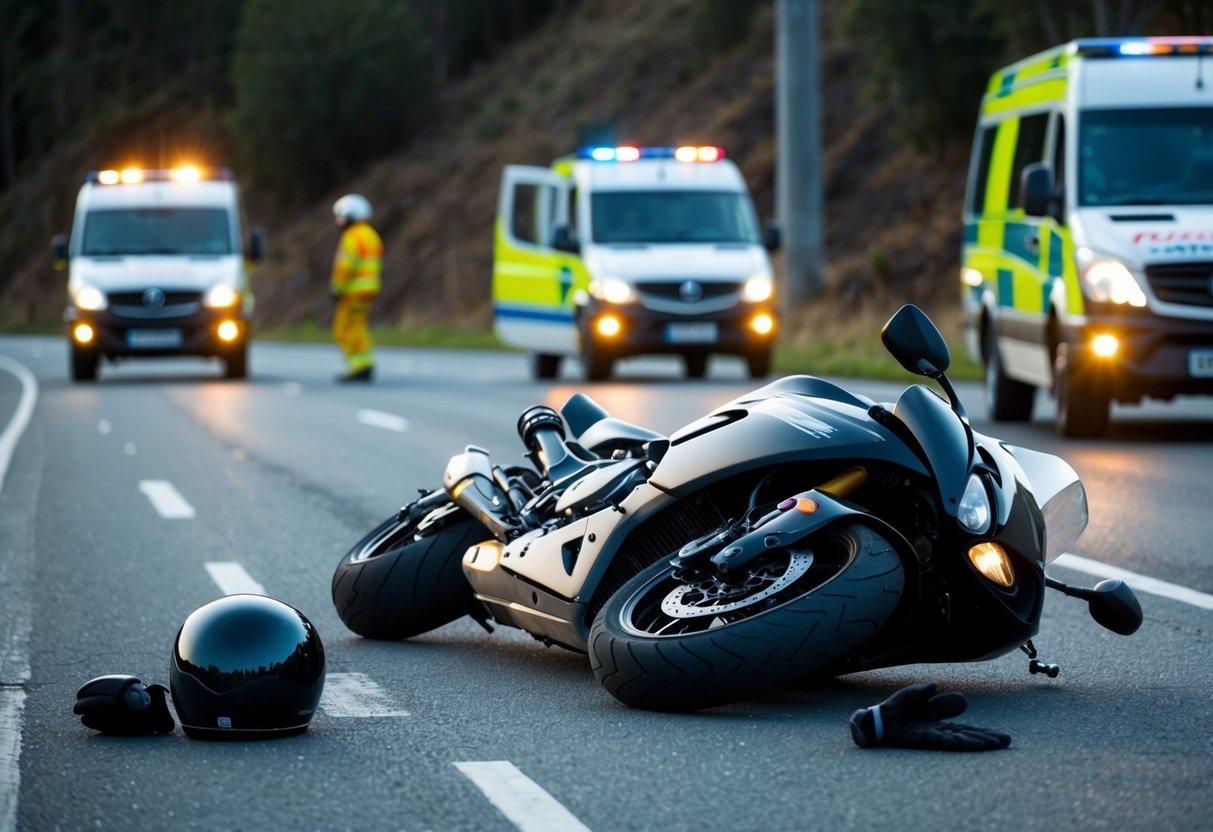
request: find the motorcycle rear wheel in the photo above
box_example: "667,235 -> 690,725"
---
331,508 -> 487,639
589,523 -> 903,711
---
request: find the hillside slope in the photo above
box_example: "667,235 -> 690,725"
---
1,0 -> 968,335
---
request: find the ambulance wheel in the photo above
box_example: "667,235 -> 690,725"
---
1054,345 -> 1109,438
984,326 -> 1033,421
70,346 -> 98,382
223,344 -> 249,380
683,354 -> 708,379
531,353 -> 561,380
746,349 -> 771,379
582,342 -> 613,381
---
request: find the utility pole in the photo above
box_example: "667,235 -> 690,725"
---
776,0 -> 825,311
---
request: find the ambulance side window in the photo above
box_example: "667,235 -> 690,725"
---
1051,115 -> 1067,201
1008,113 -> 1049,210
968,125 -> 997,214
511,184 -> 543,245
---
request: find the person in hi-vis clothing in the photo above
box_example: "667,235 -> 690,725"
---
330,194 -> 382,382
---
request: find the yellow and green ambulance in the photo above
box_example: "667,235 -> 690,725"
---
493,146 -> 780,381
962,37 -> 1213,437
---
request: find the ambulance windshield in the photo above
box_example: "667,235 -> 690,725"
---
81,208 -> 232,256
590,190 -> 761,244
1079,107 -> 1213,207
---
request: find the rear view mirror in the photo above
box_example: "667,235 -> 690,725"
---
762,221 -> 781,251
248,228 -> 266,261
1088,579 -> 1143,635
51,233 -> 68,269
1021,162 -> 1056,218
881,304 -> 951,377
551,224 -> 579,254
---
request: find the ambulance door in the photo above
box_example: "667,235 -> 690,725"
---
493,166 -> 577,354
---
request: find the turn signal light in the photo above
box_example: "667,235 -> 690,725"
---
749,313 -> 775,336
1091,333 -> 1119,358
72,323 -> 95,345
595,315 -> 622,338
217,320 -> 240,343
968,542 -> 1015,588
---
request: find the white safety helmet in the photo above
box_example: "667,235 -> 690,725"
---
332,194 -> 373,223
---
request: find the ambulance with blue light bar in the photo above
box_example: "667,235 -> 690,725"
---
963,36 -> 1213,437
493,145 -> 780,380
53,166 -> 264,382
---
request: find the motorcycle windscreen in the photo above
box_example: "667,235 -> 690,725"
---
1002,444 -> 1089,561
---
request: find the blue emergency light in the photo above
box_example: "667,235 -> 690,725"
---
1074,37 -> 1212,58
577,146 -> 725,163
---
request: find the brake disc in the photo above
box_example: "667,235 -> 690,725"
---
660,551 -> 814,619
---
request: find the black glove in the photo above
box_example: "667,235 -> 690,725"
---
849,683 -> 1011,752
74,675 -> 175,736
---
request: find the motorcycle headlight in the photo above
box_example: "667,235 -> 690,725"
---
204,284 -> 240,308
742,274 -> 774,302
958,473 -> 991,534
73,285 -> 107,311
588,278 -> 634,304
1077,249 -> 1147,307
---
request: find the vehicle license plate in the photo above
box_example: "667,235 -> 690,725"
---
1189,349 -> 1213,378
126,329 -> 183,349
665,322 -> 718,344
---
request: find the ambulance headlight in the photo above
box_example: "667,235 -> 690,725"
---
204,284 -> 240,308
588,278 -> 634,304
1077,249 -> 1147,307
742,274 -> 774,303
73,285 -> 107,311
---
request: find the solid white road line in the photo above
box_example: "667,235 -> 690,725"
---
1055,552 -> 1213,612
320,672 -> 409,717
138,480 -> 195,519
455,761 -> 591,832
357,409 -> 409,432
0,356 -> 36,832
0,357 -> 37,494
204,562 -> 266,596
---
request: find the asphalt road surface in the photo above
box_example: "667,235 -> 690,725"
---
1,337 -> 1210,831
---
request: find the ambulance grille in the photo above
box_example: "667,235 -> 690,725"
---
1144,262 -> 1213,308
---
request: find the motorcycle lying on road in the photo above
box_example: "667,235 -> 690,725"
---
332,305 -> 1142,711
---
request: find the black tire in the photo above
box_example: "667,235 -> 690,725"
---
582,339 -> 613,381
532,353 -> 561,380
683,353 -> 708,379
70,346 -> 98,382
1054,344 -> 1109,438
984,325 -> 1034,421
589,523 -> 904,711
746,349 -> 771,379
331,508 -> 488,639
224,344 -> 249,380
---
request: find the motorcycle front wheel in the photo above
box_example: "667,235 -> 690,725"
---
331,506 -> 488,639
589,523 -> 904,711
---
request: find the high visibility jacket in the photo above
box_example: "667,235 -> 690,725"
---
331,221 -> 382,296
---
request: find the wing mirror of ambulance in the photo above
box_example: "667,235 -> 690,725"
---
1021,162 -> 1062,220
51,233 -> 69,270
551,224 -> 580,255
247,227 -> 266,261
762,221 -> 781,252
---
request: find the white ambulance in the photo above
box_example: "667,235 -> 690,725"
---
493,146 -> 780,380
54,166 -> 262,381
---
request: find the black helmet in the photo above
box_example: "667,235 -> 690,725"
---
170,595 -> 325,739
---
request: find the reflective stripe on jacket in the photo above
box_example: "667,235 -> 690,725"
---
331,221 -> 383,296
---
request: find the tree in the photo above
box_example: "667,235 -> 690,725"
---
229,0 -> 433,201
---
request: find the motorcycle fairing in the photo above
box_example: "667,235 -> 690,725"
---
650,376 -> 929,497
890,384 -> 972,515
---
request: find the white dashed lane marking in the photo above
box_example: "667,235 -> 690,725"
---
455,761 -> 591,832
138,480 -> 195,519
204,562 -> 266,596
357,409 -> 409,432
1056,552 -> 1213,611
320,673 -> 409,717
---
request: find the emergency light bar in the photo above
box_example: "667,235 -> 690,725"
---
87,166 -> 234,185
1075,36 -> 1212,58
577,146 -> 726,163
